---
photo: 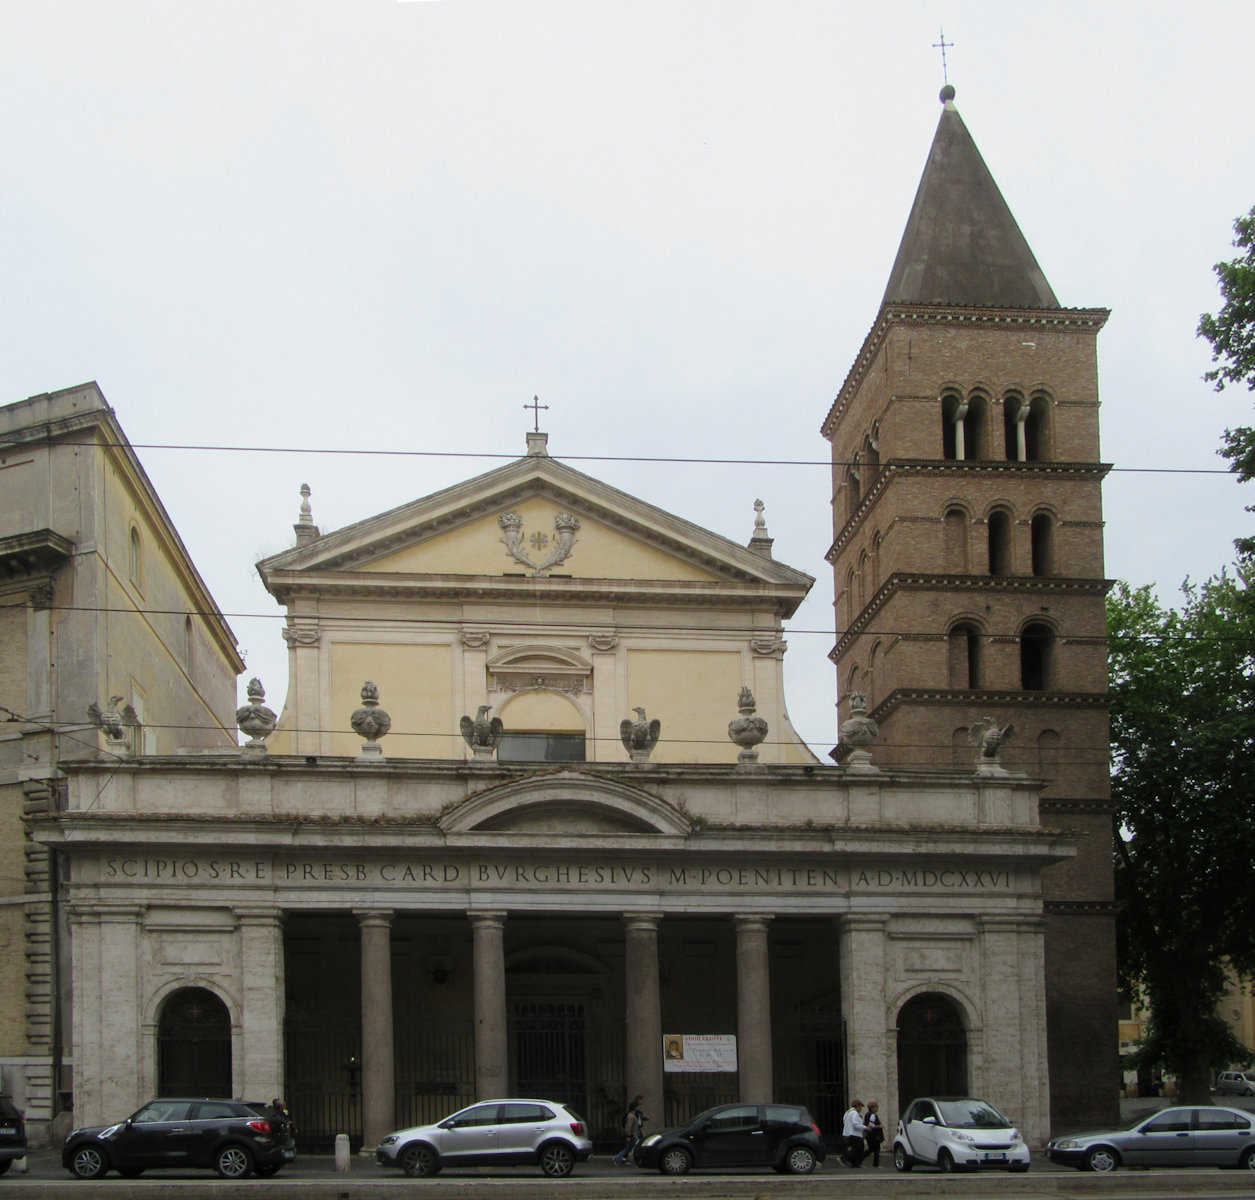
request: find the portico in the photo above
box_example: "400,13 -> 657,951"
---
45,754 -> 1069,1149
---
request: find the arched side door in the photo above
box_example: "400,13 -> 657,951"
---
157,986 -> 232,1098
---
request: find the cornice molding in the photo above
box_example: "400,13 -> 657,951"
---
828,459 -> 1112,560
866,687 -> 1111,722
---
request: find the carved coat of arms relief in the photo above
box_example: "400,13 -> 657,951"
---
497,511 -> 581,575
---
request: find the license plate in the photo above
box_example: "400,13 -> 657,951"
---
282,1149 -> 296,1160
983,1152 -> 1006,1161
0,1128 -> 15,1135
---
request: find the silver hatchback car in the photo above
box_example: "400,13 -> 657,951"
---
1216,1071 -> 1255,1097
375,1098 -> 592,1178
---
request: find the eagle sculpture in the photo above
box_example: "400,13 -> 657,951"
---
460,705 -> 504,749
620,707 -> 661,755
969,717 -> 1015,760
87,695 -> 138,741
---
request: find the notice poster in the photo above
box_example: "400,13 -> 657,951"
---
662,1033 -> 738,1072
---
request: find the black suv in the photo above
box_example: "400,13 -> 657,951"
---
634,1102 -> 825,1175
0,1097 -> 26,1176
62,1098 -> 295,1180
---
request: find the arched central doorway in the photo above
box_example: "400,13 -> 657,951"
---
157,986 -> 232,1097
896,993 -> 967,1114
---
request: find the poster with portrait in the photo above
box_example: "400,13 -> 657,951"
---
662,1033 -> 738,1072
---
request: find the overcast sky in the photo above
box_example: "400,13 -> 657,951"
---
4,0 -> 1253,753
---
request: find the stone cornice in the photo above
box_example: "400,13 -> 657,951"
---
1040,798 -> 1114,816
821,304 -> 1110,437
263,570 -> 811,618
1043,899 -> 1118,915
827,459 -> 1112,560
0,529 -> 75,580
831,573 -> 1114,660
867,687 -> 1111,722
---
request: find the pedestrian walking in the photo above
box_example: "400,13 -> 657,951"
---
864,1100 -> 884,1166
612,1095 -> 646,1165
841,1098 -> 866,1167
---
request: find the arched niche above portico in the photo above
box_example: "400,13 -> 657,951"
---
439,770 -> 692,835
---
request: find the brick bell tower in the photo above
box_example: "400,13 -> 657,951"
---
824,86 -> 1118,1130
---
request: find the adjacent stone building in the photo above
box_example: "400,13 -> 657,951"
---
0,383 -> 243,1139
28,89 -> 1117,1152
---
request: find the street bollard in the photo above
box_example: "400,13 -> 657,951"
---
334,1132 -> 351,1172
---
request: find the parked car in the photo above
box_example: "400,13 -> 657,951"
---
633,1102 -> 825,1175
375,1099 -> 591,1177
62,1097 -> 296,1180
893,1097 -> 1030,1172
1046,1105 -> 1255,1172
0,1098 -> 26,1176
1216,1071 -> 1255,1097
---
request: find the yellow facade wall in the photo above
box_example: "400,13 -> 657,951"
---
329,642 -> 458,758
496,689 -> 586,733
626,649 -> 742,763
361,497 -> 721,582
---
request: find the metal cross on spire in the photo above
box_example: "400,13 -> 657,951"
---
524,394 -> 549,432
932,28 -> 954,86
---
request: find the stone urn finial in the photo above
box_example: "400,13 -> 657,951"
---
728,687 -> 768,766
837,691 -> 880,773
236,677 -> 278,757
351,681 -> 392,761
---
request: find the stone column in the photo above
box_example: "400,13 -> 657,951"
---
236,908 -> 285,1103
837,915 -> 890,1114
734,914 -> 773,1102
623,913 -> 663,1123
469,911 -> 508,1100
355,909 -> 395,1150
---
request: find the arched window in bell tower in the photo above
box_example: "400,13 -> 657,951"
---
1020,622 -> 1055,691
1025,394 -> 1052,461
1003,393 -> 1025,460
987,509 -> 1013,576
962,394 -> 988,460
947,622 -> 983,689
942,392 -> 964,460
943,507 -> 968,572
1031,512 -> 1056,577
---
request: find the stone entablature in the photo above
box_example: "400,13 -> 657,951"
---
50,757 -> 1052,832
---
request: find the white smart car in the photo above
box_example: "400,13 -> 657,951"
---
894,1097 -> 1030,1173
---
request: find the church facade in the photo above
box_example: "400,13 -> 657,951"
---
36,90 -> 1116,1151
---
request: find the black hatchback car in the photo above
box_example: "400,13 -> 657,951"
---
62,1098 -> 296,1180
634,1102 -> 825,1175
0,1097 -> 26,1176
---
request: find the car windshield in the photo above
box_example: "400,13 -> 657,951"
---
935,1100 -> 1012,1129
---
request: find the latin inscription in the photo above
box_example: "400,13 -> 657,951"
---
99,858 -> 1014,892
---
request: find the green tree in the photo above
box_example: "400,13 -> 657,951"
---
1199,206 -> 1255,553
1108,568 -> 1255,1103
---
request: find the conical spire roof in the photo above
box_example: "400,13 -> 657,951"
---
881,87 -> 1059,308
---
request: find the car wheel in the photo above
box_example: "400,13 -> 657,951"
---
659,1146 -> 692,1175
893,1144 -> 912,1172
539,1143 -> 575,1178
784,1145 -> 817,1175
938,1148 -> 956,1173
215,1144 -> 254,1179
399,1143 -> 439,1178
69,1145 -> 109,1180
1084,1145 -> 1119,1173
1239,1146 -> 1255,1170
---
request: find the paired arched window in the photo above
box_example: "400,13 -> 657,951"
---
1020,622 -> 1055,690
987,509 -> 1013,576
1003,392 -> 1053,461
942,392 -> 989,460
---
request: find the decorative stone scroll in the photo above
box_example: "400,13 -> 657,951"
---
351,682 -> 391,761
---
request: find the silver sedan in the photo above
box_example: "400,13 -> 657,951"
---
1046,1105 -> 1255,1172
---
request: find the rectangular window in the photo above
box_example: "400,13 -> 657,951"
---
497,733 -> 585,763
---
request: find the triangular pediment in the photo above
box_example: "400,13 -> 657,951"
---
258,452 -> 813,603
